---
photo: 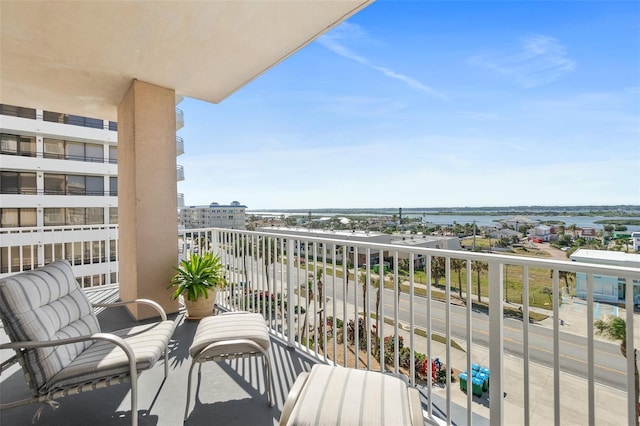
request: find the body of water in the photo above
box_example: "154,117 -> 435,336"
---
249,211 -> 640,232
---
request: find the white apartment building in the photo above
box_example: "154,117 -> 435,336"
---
179,201 -> 246,230
0,103 -> 185,285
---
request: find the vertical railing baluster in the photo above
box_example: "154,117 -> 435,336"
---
379,249 -> 385,373
426,255 -> 433,419
586,272 -> 595,426
552,269 -> 560,426
489,260 -> 504,425
366,248 -> 371,370
625,274 -> 635,425
332,244 -> 337,366
409,252 -> 415,387
354,247 -> 359,370
393,252 -> 399,374
523,266 -> 530,426
343,245 -> 348,366
466,259 -> 472,426
287,238 -> 294,347
445,256 -> 451,425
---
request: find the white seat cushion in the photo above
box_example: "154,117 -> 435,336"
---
284,364 -> 416,426
46,320 -> 176,392
189,312 -> 270,358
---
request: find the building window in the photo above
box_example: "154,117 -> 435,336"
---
66,207 -> 86,225
44,207 -> 105,226
108,121 -> 118,131
86,144 -> 103,162
43,138 -> 65,159
44,138 -> 105,162
109,177 -> 117,196
43,111 -> 104,129
0,208 -> 36,227
86,176 -> 104,196
109,207 -> 118,224
44,174 -> 106,195
0,104 -> 37,119
1,133 -> 36,157
44,174 -> 65,195
87,207 -> 104,225
66,175 -> 86,195
43,208 -> 65,226
0,172 -> 37,194
109,146 -> 117,164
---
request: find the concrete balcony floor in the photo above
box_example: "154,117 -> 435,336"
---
1,302 -> 316,426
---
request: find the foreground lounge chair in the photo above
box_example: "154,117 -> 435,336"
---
0,260 -> 176,426
280,364 -> 424,426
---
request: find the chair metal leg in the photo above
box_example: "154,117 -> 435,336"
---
164,349 -> 169,379
131,376 -> 138,426
184,359 -> 199,421
264,353 -> 274,407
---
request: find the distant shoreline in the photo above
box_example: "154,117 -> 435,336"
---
249,205 -> 640,218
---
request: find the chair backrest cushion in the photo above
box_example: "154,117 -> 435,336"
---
0,260 -> 100,393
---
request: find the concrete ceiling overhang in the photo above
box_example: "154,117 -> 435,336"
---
0,0 -> 373,121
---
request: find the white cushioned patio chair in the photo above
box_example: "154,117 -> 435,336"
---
0,260 -> 176,426
279,364 -> 425,426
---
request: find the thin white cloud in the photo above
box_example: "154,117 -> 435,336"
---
469,35 -> 575,88
317,22 -> 446,99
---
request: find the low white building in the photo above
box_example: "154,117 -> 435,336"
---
179,201 -> 246,230
632,231 -> 640,252
570,249 -> 640,304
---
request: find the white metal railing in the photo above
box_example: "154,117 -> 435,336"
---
0,224 -> 119,287
176,136 -> 184,156
175,107 -> 184,129
179,227 -> 640,426
176,164 -> 185,181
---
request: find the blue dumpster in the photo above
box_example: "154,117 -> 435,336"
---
459,373 -> 468,392
471,377 -> 484,397
476,372 -> 489,392
472,363 -> 480,372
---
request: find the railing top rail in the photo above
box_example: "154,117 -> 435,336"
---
179,227 -> 640,279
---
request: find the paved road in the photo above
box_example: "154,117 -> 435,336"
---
240,262 -> 628,391
318,276 -> 628,391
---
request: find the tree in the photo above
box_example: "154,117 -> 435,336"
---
471,261 -> 488,303
316,268 -> 324,310
451,258 -> 465,298
549,270 -> 576,293
595,316 -> 639,425
431,257 -> 446,286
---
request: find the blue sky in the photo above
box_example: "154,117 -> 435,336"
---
178,1 -> 640,210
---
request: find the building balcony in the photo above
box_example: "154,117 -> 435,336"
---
177,192 -> 185,208
175,108 -> 184,130
2,226 -> 638,425
177,164 -> 185,181
176,136 -> 184,156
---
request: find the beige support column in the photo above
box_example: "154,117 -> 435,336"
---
118,80 -> 179,319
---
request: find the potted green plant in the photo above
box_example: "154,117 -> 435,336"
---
168,252 -> 226,320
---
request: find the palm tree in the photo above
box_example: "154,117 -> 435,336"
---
451,258 -> 465,298
431,257 -> 446,287
595,316 -> 639,425
255,236 -> 278,288
471,261 -> 488,303
316,267 -> 324,310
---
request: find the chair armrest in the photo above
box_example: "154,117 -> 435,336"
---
279,371 -> 310,426
0,333 -> 138,384
93,298 -> 167,321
